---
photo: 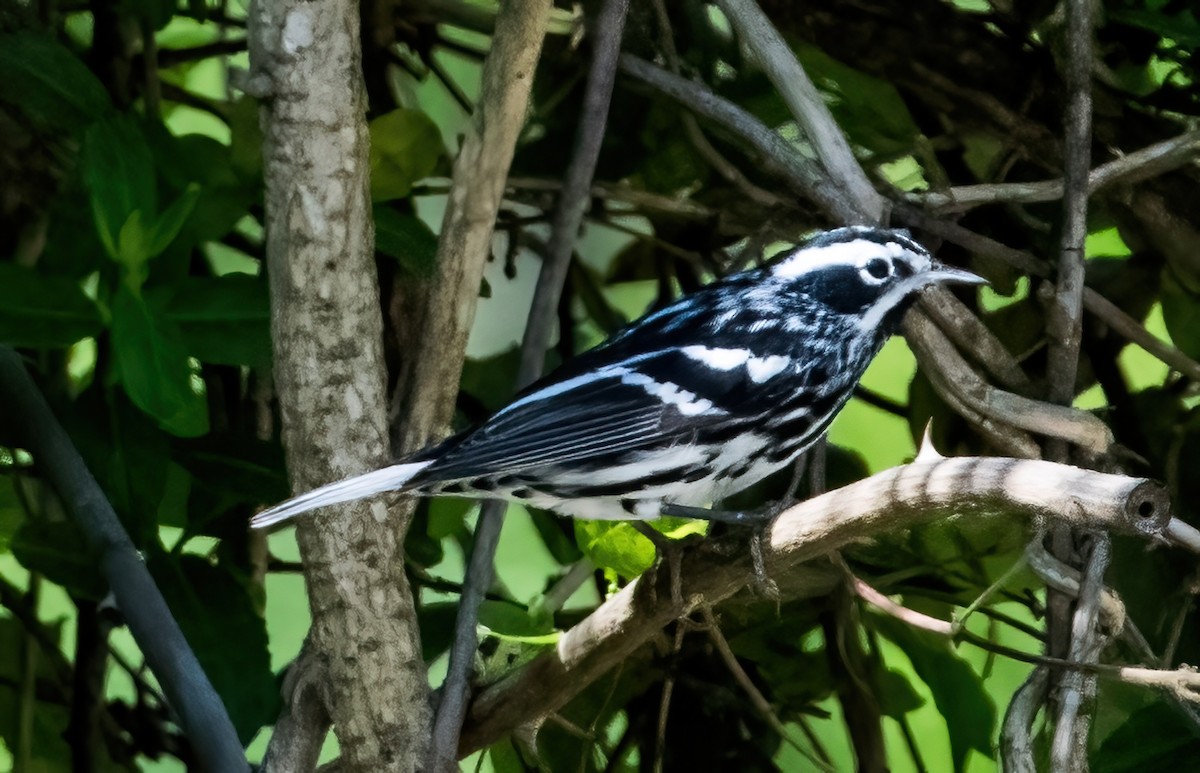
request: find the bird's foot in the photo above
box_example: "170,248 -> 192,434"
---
661,502 -> 781,599
631,521 -> 702,608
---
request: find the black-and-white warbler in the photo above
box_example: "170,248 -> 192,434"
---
251,226 -> 983,531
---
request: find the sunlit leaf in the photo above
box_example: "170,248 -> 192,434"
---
872,613 -> 995,772
369,108 -> 445,201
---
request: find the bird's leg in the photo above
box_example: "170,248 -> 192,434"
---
660,456 -> 809,599
631,520 -> 694,608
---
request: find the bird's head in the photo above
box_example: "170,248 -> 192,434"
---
768,226 -> 986,334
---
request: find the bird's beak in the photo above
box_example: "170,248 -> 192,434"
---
923,261 -> 988,287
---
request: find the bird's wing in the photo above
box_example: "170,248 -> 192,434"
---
411,348 -> 768,483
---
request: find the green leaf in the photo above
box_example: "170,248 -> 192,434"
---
0,265 -> 103,348
0,32 -> 109,131
83,115 -> 157,265
56,390 -> 170,543
368,108 -> 445,201
10,520 -> 106,600
872,613 -> 995,772
144,184 -> 202,258
374,206 -> 439,276
574,517 -> 705,579
148,553 -> 280,744
1160,268 -> 1200,361
111,285 -> 209,437
795,43 -> 920,157
1093,699 -> 1200,772
148,274 -> 271,366
876,667 -> 926,719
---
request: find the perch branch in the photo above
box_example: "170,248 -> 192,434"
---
458,455 -> 1171,755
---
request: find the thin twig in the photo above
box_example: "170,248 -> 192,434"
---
699,607 -> 836,772
914,130 -> 1200,213
432,1 -> 625,766
618,54 -> 861,223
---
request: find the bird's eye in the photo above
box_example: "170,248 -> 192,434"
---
864,258 -> 891,280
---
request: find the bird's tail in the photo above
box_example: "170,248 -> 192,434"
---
250,460 -> 434,530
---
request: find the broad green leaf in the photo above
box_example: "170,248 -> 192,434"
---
0,264 -> 103,348
374,206 -> 439,276
148,274 -> 271,366
876,667 -> 926,719
111,285 -> 209,437
368,108 -> 444,201
83,116 -> 157,265
56,390 -> 170,544
426,496 -> 472,540
1160,268 -> 1200,361
574,517 -> 705,579
10,520 -> 106,600
148,553 -> 280,743
476,600 -> 556,638
795,43 -> 920,157
0,32 -> 109,131
872,613 -> 995,772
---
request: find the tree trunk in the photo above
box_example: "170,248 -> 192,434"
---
248,0 -> 431,767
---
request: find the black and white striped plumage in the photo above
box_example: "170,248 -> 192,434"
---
251,226 -> 983,530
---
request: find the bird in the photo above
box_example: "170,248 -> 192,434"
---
251,226 -> 984,531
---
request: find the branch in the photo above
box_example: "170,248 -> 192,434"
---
903,312 -> 1112,456
0,348 -> 246,771
248,0 -> 439,761
894,210 -> 1200,384
407,2 -> 553,770
458,455 -> 1171,755
1045,2 -> 1100,763
715,0 -> 885,223
617,54 -> 861,223
914,130 -> 1200,213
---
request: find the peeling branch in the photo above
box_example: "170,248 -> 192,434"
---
458,456 -> 1171,755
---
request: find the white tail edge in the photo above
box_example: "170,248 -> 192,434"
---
250,461 -> 433,530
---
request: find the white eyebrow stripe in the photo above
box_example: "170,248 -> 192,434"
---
770,239 -> 913,279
